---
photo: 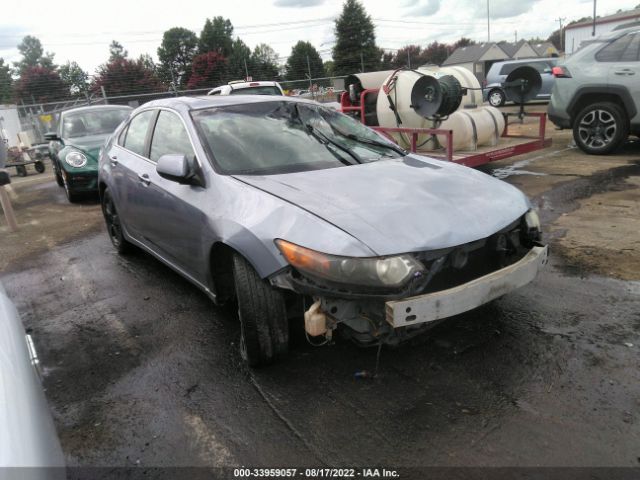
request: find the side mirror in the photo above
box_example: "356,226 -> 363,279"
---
156,154 -> 201,186
44,132 -> 60,141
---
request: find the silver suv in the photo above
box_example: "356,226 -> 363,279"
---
548,26 -> 640,154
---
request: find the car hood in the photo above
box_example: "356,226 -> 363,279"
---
234,155 -> 530,256
64,135 -> 108,160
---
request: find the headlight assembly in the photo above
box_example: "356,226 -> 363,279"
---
275,239 -> 424,289
65,151 -> 87,168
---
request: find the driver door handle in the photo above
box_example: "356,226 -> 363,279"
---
110,155 -> 118,166
138,173 -> 151,186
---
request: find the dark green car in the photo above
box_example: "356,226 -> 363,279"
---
46,105 -> 132,202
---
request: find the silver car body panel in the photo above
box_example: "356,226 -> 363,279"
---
99,96 -> 533,300
0,282 -> 65,469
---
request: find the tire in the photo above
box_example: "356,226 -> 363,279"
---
53,161 -> 64,186
232,254 -> 288,367
488,89 -> 506,107
101,188 -> 132,254
16,165 -> 27,177
573,102 -> 628,155
62,174 -> 80,203
34,161 -> 45,173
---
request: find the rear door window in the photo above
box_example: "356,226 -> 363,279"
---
123,110 -> 155,157
596,34 -> 636,62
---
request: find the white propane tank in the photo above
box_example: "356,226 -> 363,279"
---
375,70 -> 440,149
418,65 -> 483,107
436,106 -> 505,151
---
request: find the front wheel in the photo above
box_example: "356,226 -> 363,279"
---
573,102 -> 628,155
101,188 -> 132,254
232,254 -> 289,367
488,89 -> 506,107
62,174 -> 80,203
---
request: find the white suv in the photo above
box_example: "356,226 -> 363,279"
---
548,26 -> 640,154
207,80 -> 284,96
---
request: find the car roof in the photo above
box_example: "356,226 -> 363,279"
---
139,95 -> 318,113
62,104 -> 133,115
491,57 -> 555,68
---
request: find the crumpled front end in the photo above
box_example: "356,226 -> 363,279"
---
271,213 -> 547,346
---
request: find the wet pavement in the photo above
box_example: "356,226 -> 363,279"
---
1,115 -> 640,471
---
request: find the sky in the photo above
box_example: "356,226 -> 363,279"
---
0,0 -> 636,75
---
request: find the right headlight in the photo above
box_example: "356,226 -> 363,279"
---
275,239 -> 425,289
65,150 -> 87,168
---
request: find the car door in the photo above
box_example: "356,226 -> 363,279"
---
538,60 -> 557,98
599,32 -> 640,123
138,109 -> 209,281
110,109 -> 157,241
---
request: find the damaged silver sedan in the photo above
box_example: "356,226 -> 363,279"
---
98,95 -> 547,366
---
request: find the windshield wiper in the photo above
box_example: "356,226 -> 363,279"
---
294,105 -> 362,165
341,133 -> 406,156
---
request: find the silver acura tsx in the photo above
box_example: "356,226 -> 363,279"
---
98,95 -> 547,366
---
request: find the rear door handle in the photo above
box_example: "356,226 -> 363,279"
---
614,69 -> 635,75
138,173 -> 151,186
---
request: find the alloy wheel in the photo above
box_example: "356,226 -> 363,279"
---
578,109 -> 617,149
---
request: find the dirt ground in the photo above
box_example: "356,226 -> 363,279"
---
1,106 -> 639,476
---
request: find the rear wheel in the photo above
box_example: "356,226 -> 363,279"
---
232,254 -> 288,367
573,102 -> 628,155
34,161 -> 45,173
488,89 -> 506,107
101,188 -> 132,254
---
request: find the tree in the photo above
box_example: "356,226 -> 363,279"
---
199,17 -> 234,56
323,60 -> 335,77
187,52 -> 228,89
92,57 -> 164,96
452,37 -> 476,50
285,41 -> 325,88
547,29 -> 561,51
14,36 -> 55,73
251,43 -> 280,80
422,41 -> 450,66
0,58 -> 12,103
108,40 -> 128,62
332,0 -> 380,75
137,53 -> 156,71
227,38 -> 252,81
58,61 -> 89,96
157,27 -> 198,89
14,67 -> 67,104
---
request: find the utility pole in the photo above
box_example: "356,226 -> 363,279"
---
360,52 -> 365,73
407,50 -> 411,69
556,17 -> 566,51
592,0 -> 597,36
306,55 -> 313,98
487,0 -> 491,42
243,58 -> 249,80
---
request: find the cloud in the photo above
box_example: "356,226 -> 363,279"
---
405,0 -> 441,16
273,0 -> 324,7
482,0 -> 542,19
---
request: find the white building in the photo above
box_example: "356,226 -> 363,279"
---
565,7 -> 640,55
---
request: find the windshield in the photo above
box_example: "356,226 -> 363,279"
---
192,101 -> 405,175
62,108 -> 131,138
229,86 -> 282,96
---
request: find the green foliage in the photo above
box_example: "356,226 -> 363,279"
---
199,17 -> 234,56
547,29 -> 561,51
0,58 -> 12,103
109,40 -> 128,62
58,61 -> 89,96
332,0 -> 380,75
157,27 -> 199,89
251,43 -> 280,80
14,36 -> 56,74
227,38 -> 252,81
285,41 -> 325,88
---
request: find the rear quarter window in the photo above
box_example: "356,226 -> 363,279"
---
596,34 -> 636,62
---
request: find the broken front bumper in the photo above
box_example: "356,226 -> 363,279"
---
385,245 -> 548,328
